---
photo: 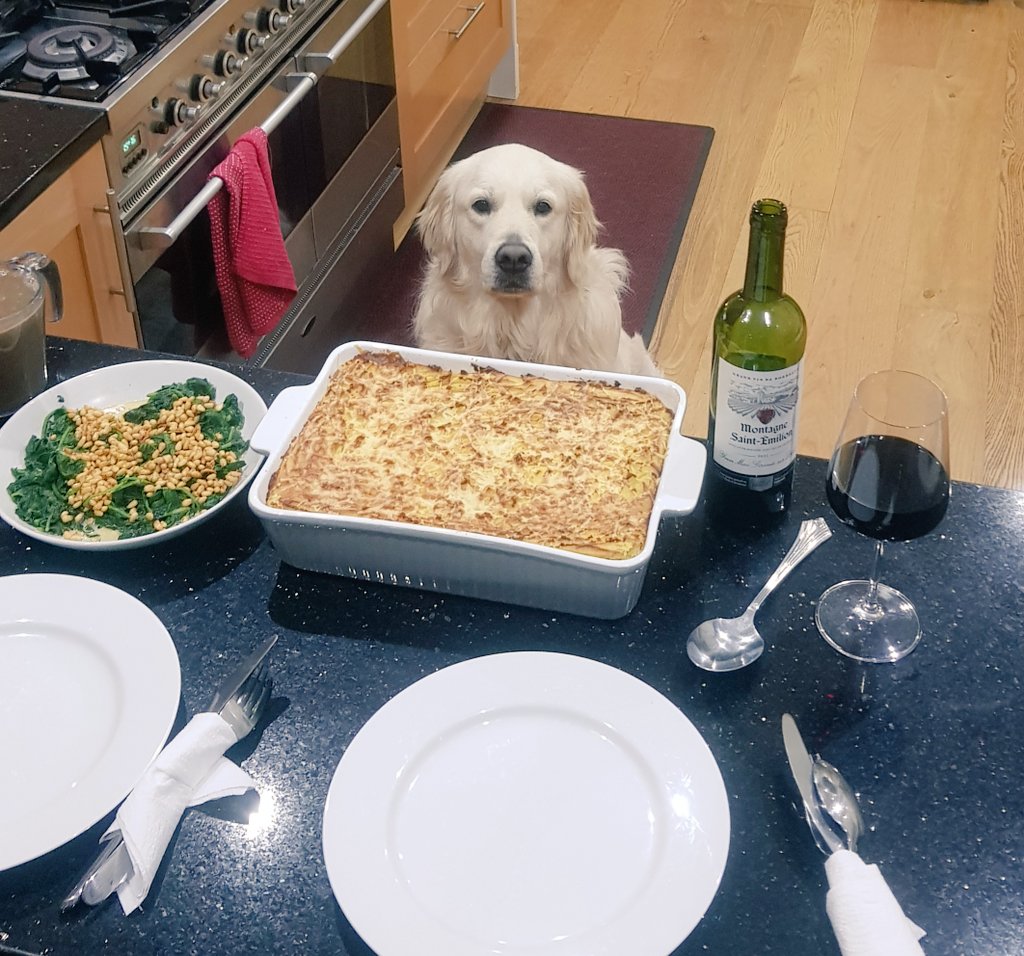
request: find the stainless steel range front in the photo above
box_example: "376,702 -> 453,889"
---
0,0 -> 402,373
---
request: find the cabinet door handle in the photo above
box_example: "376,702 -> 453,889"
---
448,2 -> 484,39
100,189 -> 139,316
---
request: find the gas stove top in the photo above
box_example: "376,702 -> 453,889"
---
0,0 -> 211,102
1,0 -> 342,217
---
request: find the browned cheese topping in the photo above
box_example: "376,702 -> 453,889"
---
265,352 -> 674,559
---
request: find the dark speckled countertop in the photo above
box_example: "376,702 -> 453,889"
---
1,339 -> 1022,956
0,97 -> 107,231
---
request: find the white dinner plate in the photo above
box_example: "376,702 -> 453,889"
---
322,652 -> 730,956
0,359 -> 267,550
0,574 -> 181,870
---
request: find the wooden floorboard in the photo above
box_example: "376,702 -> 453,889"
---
513,0 -> 1024,490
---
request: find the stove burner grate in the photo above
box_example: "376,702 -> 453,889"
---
22,23 -> 135,82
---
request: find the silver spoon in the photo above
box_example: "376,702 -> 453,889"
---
813,756 -> 865,853
686,517 -> 832,671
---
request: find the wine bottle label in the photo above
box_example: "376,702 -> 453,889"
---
712,360 -> 802,482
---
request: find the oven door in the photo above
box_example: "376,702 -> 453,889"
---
123,0 -> 399,367
251,0 -> 403,371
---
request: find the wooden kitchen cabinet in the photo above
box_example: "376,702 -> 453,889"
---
392,0 -> 512,239
0,141 -> 139,348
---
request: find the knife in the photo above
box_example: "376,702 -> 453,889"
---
62,634 -> 279,910
781,712 -> 842,855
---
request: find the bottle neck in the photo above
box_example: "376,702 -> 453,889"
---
742,219 -> 786,302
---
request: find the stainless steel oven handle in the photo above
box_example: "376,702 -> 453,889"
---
136,72 -> 318,251
301,0 -> 388,74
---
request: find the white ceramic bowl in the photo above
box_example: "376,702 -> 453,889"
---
0,359 -> 268,550
248,342 -> 706,618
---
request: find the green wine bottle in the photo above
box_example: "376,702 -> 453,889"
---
706,199 -> 807,517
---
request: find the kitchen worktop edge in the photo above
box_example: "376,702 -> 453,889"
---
0,96 -> 108,232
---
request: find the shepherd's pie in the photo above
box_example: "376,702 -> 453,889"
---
265,351 -> 673,559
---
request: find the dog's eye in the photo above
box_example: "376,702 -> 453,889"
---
471,198 -> 491,215
533,200 -> 553,216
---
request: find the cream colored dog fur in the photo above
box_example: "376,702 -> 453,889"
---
412,144 -> 660,377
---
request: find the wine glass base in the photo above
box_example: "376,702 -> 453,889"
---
815,580 -> 922,663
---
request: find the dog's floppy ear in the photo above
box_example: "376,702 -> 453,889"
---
415,165 -> 459,277
564,167 -> 601,287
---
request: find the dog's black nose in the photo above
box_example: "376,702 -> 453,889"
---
495,242 -> 533,276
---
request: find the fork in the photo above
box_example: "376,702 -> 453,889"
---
60,660 -> 273,912
219,659 -> 273,739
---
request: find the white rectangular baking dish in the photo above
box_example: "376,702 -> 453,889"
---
247,342 -> 706,618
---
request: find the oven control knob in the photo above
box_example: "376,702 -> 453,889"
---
246,7 -> 288,31
189,74 -> 222,102
163,98 -> 200,128
211,50 -> 245,77
236,28 -> 268,54
262,8 -> 291,32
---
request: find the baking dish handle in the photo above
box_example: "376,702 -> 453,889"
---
656,433 -> 707,516
249,385 -> 313,454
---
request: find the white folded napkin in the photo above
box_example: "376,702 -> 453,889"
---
102,712 -> 259,914
825,849 -> 926,955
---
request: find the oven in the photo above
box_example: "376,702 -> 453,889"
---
0,0 -> 401,375
119,0 -> 401,373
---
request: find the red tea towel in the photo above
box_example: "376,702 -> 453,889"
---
208,129 -> 297,358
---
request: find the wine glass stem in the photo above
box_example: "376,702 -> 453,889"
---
864,540 -> 884,611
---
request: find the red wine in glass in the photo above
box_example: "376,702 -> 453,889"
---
825,435 -> 950,542
816,371 -> 950,663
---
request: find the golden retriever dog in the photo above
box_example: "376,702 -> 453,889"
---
412,144 -> 660,377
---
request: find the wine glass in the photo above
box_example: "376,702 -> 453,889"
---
815,369 -> 950,663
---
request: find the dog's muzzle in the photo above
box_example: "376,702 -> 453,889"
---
493,241 -> 533,292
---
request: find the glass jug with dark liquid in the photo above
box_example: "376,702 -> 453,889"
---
0,253 -> 63,416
